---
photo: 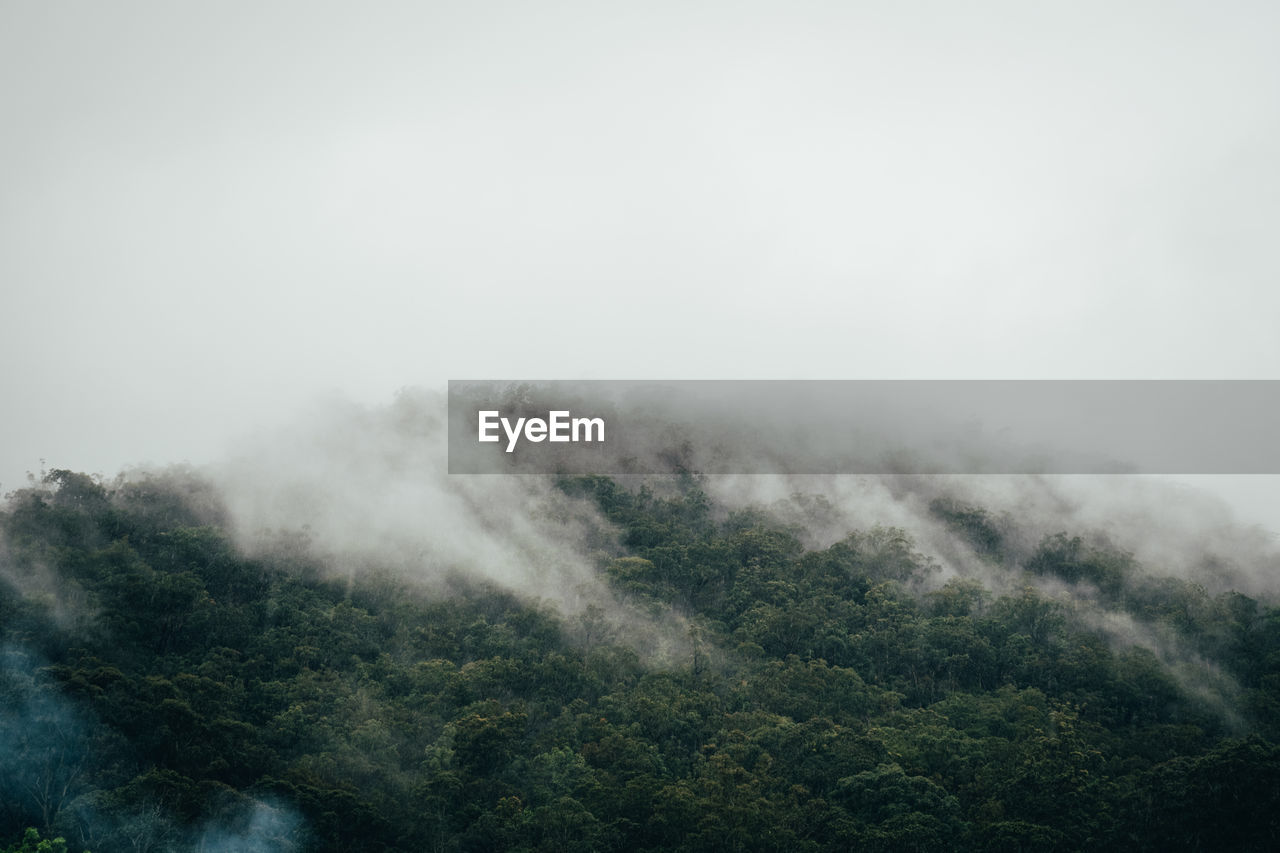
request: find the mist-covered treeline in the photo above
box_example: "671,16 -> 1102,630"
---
3,468 -> 1280,851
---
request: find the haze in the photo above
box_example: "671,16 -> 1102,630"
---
2,1 -> 1278,526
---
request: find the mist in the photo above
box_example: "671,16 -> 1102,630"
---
3,1 -> 1280,499
198,385 -> 1280,724
208,385 -> 1280,610
6,384 -> 1280,847
0,643 -> 308,852
4,0 -> 1280,846
211,388 -> 690,662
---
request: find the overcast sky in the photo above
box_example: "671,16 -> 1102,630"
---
2,1 -> 1277,524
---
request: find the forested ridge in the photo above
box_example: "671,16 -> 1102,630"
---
3,469 -> 1280,851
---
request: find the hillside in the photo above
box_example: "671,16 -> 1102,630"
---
3,469 -> 1280,851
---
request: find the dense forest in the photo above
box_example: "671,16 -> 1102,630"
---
3,468 -> 1280,851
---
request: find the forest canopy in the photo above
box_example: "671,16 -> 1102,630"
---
2,468 -> 1279,851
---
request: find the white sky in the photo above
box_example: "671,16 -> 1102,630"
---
1,1 -> 1278,527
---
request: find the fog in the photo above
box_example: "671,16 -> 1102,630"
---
4,6 -> 1279,846
199,386 -> 1280,716
3,0 -> 1278,692
2,1 -> 1278,518
1,644 -> 307,852
213,389 -> 691,661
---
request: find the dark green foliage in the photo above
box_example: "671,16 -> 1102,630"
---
3,472 -> 1280,851
0,827 -> 83,853
1027,533 -> 1132,598
1118,736 -> 1280,851
929,498 -> 1006,563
